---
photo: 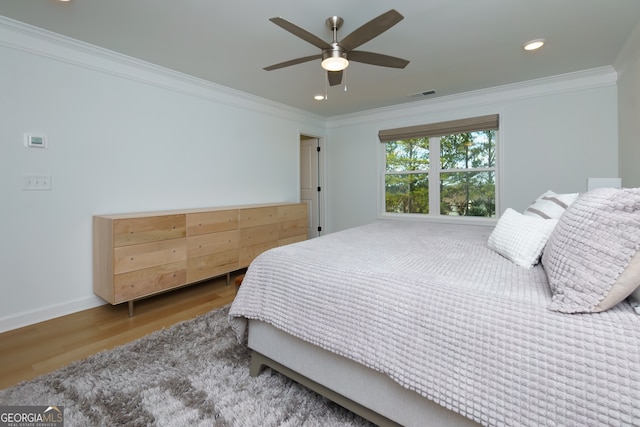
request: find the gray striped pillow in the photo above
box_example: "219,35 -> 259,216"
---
524,190 -> 578,219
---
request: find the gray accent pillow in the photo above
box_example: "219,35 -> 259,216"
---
542,187 -> 640,313
524,190 -> 579,219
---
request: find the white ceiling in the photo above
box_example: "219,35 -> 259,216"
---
2,1 -> 640,117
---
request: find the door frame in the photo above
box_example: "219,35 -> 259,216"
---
299,130 -> 326,237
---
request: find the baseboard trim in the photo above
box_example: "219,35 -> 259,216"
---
0,296 -> 106,333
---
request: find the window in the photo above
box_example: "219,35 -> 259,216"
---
379,115 -> 498,219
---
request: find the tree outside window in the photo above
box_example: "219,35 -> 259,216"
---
385,138 -> 430,213
384,130 -> 496,218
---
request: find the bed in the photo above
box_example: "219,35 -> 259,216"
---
229,188 -> 640,427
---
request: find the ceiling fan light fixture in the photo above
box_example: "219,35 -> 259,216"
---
321,57 -> 349,71
321,48 -> 349,71
523,39 -> 545,51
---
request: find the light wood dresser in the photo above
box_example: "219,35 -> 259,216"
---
93,203 -> 307,316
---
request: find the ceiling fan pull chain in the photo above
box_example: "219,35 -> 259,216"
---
324,71 -> 328,100
344,69 -> 348,92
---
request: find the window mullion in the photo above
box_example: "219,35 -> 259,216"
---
445,167 -> 496,173
428,136 -> 440,215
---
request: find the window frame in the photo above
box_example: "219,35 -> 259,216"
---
378,121 -> 501,225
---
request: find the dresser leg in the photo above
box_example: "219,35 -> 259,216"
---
128,301 -> 134,317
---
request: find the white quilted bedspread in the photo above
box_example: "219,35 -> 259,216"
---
229,220 -> 640,427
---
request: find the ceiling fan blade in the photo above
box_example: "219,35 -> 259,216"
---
348,51 -> 409,69
327,70 -> 343,86
339,9 -> 404,51
263,54 -> 322,71
269,17 -> 332,50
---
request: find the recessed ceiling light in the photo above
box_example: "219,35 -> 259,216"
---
523,39 -> 545,51
314,94 -> 326,101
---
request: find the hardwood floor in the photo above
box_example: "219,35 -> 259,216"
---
0,274 -> 241,390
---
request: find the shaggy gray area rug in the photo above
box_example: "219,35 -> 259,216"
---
0,306 -> 373,426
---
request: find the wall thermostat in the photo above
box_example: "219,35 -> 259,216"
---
24,133 -> 48,148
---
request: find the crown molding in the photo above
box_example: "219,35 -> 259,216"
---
327,66 -> 617,128
0,16 -> 325,125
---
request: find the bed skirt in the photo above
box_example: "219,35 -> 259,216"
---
248,319 -> 480,427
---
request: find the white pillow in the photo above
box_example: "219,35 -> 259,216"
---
487,208 -> 558,268
524,190 -> 579,219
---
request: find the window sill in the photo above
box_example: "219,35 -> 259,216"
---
377,212 -> 497,227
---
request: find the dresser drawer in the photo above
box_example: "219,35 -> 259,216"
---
187,249 -> 239,283
239,241 -> 279,268
114,261 -> 187,303
114,238 -> 187,275
278,219 -> 307,240
278,204 -> 307,221
187,229 -> 239,258
113,214 -> 185,247
238,206 -> 278,228
186,209 -> 238,236
240,224 -> 278,247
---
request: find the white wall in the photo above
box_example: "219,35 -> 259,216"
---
0,19 -> 326,332
616,21 -> 640,187
324,69 -> 619,233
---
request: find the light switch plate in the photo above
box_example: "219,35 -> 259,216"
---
23,175 -> 51,191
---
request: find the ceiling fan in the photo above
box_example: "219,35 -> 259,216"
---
263,9 -> 410,86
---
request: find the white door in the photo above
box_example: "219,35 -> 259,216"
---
300,136 -> 320,238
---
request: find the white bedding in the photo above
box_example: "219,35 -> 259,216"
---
229,220 -> 640,426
